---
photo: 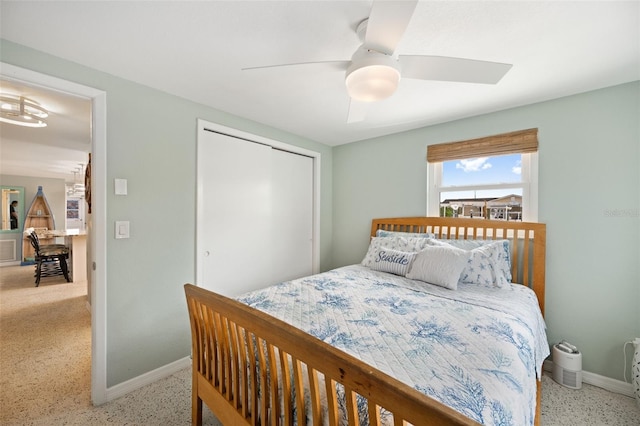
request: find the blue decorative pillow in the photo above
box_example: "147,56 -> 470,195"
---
362,237 -> 432,269
426,239 -> 512,288
376,230 -> 435,239
369,247 -> 417,276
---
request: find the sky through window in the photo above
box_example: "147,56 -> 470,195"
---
442,153 -> 522,187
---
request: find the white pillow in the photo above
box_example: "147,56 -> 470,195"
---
361,236 -> 432,268
368,247 -> 417,276
426,239 -> 512,288
406,245 -> 470,290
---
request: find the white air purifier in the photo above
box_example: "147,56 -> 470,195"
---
552,343 -> 582,389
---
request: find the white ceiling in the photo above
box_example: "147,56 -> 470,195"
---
1,1 -> 638,180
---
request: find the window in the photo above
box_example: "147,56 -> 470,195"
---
426,129 -> 538,221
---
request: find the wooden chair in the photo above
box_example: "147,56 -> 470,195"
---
28,232 -> 70,287
30,231 -> 67,251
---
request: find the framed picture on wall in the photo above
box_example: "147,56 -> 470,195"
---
66,199 -> 80,219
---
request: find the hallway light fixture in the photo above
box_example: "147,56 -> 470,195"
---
0,94 -> 48,127
67,166 -> 86,198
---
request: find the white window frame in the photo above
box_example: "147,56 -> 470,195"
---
427,152 -> 538,222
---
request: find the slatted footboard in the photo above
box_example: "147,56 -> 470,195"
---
185,283 -> 477,426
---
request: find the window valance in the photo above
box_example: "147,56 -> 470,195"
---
427,128 -> 538,163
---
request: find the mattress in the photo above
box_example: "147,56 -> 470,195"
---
237,264 -> 549,425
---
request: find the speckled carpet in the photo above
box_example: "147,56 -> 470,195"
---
1,265 -> 638,425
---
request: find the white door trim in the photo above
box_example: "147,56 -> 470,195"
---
1,63 -> 108,404
196,119 -> 321,287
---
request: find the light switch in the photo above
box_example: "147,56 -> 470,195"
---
115,221 -> 130,239
115,179 -> 128,195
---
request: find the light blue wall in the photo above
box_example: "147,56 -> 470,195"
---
333,81 -> 640,381
1,40 -> 333,387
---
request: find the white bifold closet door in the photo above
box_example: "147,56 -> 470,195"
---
198,130 -> 313,296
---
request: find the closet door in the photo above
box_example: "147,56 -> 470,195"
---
199,130 -> 273,296
198,129 -> 314,296
270,149 -> 313,284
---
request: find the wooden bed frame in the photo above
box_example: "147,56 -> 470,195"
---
185,217 -> 546,426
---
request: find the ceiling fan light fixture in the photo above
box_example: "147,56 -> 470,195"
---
345,51 -> 400,102
0,94 -> 48,128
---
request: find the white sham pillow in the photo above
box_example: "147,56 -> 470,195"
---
426,239 -> 512,288
406,245 -> 470,290
368,247 -> 417,276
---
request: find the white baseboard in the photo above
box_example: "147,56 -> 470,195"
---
543,360 -> 634,398
105,357 -> 635,404
105,356 -> 191,402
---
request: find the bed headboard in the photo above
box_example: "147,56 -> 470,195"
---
371,217 -> 546,315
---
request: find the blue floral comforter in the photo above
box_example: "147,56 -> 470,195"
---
236,265 -> 549,426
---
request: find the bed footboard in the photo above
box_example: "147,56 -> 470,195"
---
185,284 -> 478,426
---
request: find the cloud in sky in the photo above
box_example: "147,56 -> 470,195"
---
456,157 -> 492,172
512,159 -> 522,175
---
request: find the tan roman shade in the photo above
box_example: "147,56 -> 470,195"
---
427,128 -> 538,163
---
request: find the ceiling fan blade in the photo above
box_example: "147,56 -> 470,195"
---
347,98 -> 369,123
400,55 -> 512,84
364,0 -> 418,55
241,60 -> 349,71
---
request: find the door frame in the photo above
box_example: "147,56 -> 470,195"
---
196,119 -> 321,287
1,63 -> 108,404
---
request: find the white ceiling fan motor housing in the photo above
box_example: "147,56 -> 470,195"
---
345,47 -> 401,102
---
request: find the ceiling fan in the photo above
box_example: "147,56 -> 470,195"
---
243,0 -> 512,123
